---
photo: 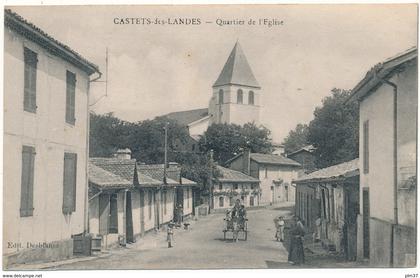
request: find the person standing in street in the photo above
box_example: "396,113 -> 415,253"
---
274,216 -> 285,242
288,216 -> 305,265
167,222 -> 174,248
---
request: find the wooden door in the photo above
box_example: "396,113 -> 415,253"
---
362,188 -> 370,259
99,193 -> 110,235
126,191 -> 134,243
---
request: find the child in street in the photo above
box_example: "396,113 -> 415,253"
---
167,222 -> 174,248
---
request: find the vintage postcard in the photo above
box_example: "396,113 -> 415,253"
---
2,3 -> 418,275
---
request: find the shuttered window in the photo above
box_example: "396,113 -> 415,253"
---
66,71 -> 76,125
363,120 -> 369,174
63,153 -> 77,214
148,190 -> 152,220
20,146 -> 35,217
23,48 -> 38,113
163,191 -> 167,215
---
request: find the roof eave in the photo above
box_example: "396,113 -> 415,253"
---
348,48 -> 417,103
212,82 -> 261,89
5,12 -> 101,76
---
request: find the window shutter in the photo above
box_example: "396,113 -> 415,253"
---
20,146 -> 35,217
363,120 -> 369,174
63,153 -> 77,214
23,48 -> 37,113
66,71 -> 76,125
98,194 -> 110,235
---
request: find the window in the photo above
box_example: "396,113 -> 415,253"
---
218,89 -> 224,104
20,146 -> 35,217
219,196 -> 224,207
163,191 -> 167,215
63,153 -> 77,214
237,89 -> 243,104
233,184 -> 238,190
24,48 -> 38,113
66,71 -> 76,124
248,91 -> 254,105
250,196 -> 254,206
219,183 -> 223,190
265,167 -> 268,178
363,120 -> 369,174
229,196 -> 233,206
148,190 -> 152,220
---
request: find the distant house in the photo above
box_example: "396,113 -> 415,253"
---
212,166 -> 261,210
348,47 -> 417,267
293,159 -> 359,261
3,10 -> 100,266
287,145 -> 317,174
225,151 -> 301,205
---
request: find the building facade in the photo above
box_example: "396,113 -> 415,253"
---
293,159 -> 359,261
287,145 -> 317,174
212,166 -> 261,210
348,47 -> 417,267
3,10 -> 100,267
225,151 -> 301,205
88,153 -> 197,248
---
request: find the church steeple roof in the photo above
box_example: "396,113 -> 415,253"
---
213,42 -> 260,89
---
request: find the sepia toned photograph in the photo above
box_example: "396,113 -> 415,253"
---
2,3 -> 418,273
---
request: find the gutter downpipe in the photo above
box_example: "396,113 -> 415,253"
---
380,77 -> 398,267
85,71 -> 102,235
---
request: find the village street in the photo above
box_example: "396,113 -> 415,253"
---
42,205 -> 360,270
50,206 -> 293,270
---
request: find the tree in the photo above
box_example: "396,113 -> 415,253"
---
307,88 -> 359,168
89,112 -> 131,157
282,123 -> 309,154
199,122 -> 273,164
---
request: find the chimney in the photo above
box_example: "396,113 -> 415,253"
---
115,148 -> 132,160
242,149 -> 251,175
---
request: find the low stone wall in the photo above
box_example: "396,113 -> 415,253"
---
393,224 -> 416,267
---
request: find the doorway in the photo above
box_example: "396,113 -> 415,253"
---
362,188 -> 370,259
126,191 -> 134,243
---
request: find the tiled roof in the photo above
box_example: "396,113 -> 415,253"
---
5,9 -> 100,75
163,108 -> 209,127
216,165 -> 259,183
213,42 -> 260,88
287,145 -> 315,156
137,171 -> 162,187
250,153 -> 301,167
89,163 -> 132,189
137,164 -> 180,185
294,158 -> 359,183
348,47 -> 417,102
90,158 -> 137,183
181,177 -> 198,187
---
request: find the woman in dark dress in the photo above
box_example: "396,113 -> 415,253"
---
288,217 -> 305,265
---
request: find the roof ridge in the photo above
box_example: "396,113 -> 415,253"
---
5,9 -> 100,75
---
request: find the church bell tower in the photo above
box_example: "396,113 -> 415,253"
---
209,42 -> 261,125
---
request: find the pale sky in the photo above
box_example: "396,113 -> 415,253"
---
9,5 -> 418,142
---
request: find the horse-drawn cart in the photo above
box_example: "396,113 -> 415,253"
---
223,211 -> 248,241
